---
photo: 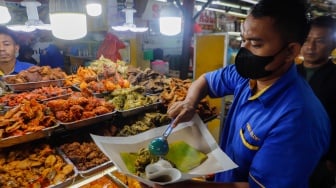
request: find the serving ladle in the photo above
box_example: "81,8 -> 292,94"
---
148,120 -> 174,157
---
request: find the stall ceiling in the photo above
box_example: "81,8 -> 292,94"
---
4,0 -> 336,18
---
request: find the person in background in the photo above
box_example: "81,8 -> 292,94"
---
142,0 -> 331,187
226,36 -> 241,65
39,44 -> 65,70
17,44 -> 38,65
297,15 -> 336,188
0,26 -> 34,76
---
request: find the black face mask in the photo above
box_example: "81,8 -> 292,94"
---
235,46 -> 287,79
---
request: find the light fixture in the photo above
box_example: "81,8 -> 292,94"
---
212,1 -> 240,9
0,0 -> 11,24
49,0 -> 87,40
86,0 -> 102,17
240,0 -> 258,5
7,0 -> 51,32
159,0 -> 182,36
111,0 -> 148,32
206,7 -> 247,18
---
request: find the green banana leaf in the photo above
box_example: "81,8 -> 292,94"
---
120,141 -> 208,174
165,141 -> 208,173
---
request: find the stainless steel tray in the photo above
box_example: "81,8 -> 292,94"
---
78,160 -> 114,177
0,123 -> 60,148
2,76 -> 65,92
50,148 -> 79,188
39,93 -> 73,102
59,111 -> 117,130
118,101 -> 161,117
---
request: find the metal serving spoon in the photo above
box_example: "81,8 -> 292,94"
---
148,120 -> 174,157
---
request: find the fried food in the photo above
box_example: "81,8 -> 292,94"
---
0,144 -> 74,188
47,92 -> 115,122
60,141 -> 110,171
4,66 -> 67,84
0,99 -> 56,139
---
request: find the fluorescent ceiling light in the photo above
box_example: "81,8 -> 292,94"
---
196,0 -> 208,3
227,11 -> 247,18
206,7 -> 247,18
241,6 -> 251,11
197,0 -> 251,13
206,7 -> 226,13
0,0 -> 11,24
212,1 -> 240,9
240,0 -> 258,5
228,31 -> 241,36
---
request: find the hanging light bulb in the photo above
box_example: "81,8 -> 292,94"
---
159,1 -> 182,36
111,0 -> 148,32
49,0 -> 87,40
86,0 -> 102,17
7,0 -> 51,32
0,0 -> 11,24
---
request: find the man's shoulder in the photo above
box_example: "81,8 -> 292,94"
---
16,60 -> 35,67
14,60 -> 35,73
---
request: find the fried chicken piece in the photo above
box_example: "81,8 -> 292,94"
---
45,155 -> 57,167
61,164 -> 74,176
84,98 -> 101,111
68,96 -> 89,106
47,99 -> 69,112
27,66 -> 40,73
55,111 -> 70,122
69,105 -> 84,120
82,111 -> 96,119
24,71 -> 42,82
93,106 -> 110,115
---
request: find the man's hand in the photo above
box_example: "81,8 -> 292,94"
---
167,100 -> 196,127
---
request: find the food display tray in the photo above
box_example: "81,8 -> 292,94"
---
39,93 -> 73,102
118,101 -> 162,117
2,76 -> 65,92
0,123 -> 60,148
50,148 -> 79,188
59,111 -> 117,130
78,160 -> 114,177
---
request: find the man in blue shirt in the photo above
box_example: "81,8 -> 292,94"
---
0,26 -> 34,76
40,44 -> 65,70
142,0 -> 331,187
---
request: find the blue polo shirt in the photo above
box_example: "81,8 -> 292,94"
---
205,64 -> 330,187
13,59 -> 35,74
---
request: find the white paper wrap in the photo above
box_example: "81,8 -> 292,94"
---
91,114 -> 238,186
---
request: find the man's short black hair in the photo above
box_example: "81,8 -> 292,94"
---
0,25 -> 18,44
310,15 -> 336,47
311,15 -> 336,29
250,0 -> 309,45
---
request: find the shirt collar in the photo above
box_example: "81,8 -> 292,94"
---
247,64 -> 297,105
248,79 -> 272,100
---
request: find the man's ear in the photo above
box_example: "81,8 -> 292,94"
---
15,44 -> 20,58
285,43 -> 301,61
15,44 -> 20,54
